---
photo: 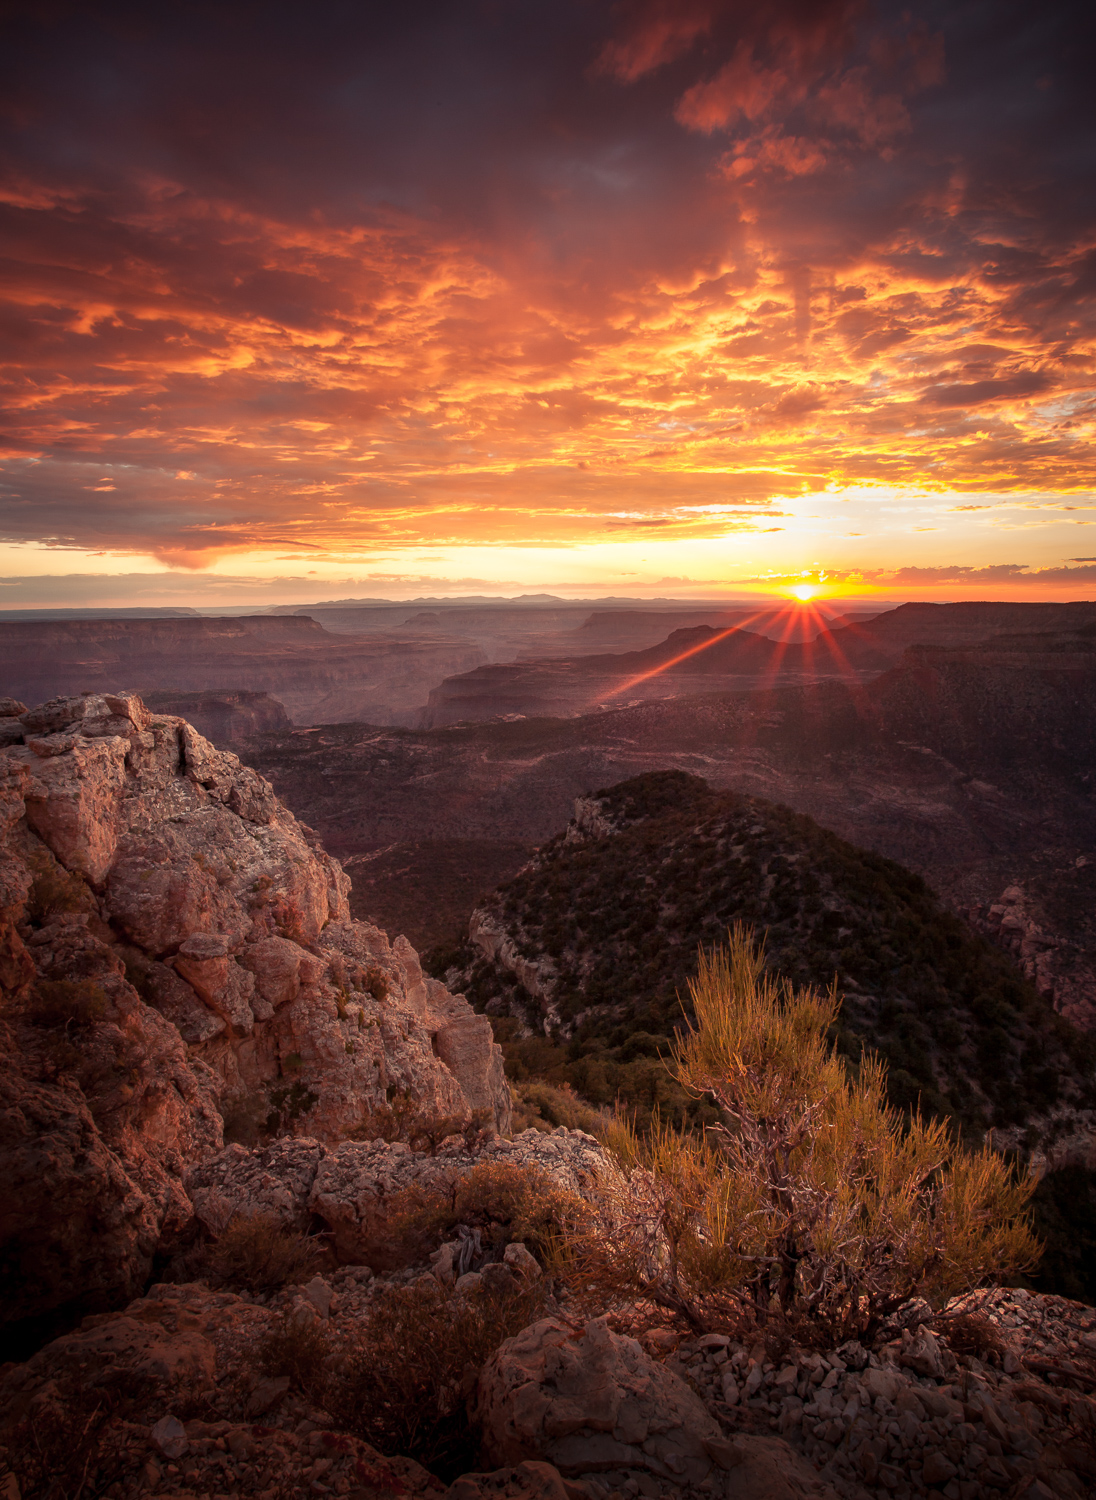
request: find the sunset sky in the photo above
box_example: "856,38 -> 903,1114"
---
2,0 -> 1094,607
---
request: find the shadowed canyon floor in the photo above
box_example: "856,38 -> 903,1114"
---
243,636 -> 1096,1032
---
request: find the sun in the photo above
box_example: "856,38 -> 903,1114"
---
790,584 -> 818,601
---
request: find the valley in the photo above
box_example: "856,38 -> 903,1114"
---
243,629 -> 1096,1037
421,601 -> 1096,725
0,615 -> 488,726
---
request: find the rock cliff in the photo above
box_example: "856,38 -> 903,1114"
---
141,690 -> 291,748
0,692 -> 509,1345
0,616 -> 487,726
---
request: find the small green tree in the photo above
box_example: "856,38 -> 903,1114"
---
580,927 -> 1039,1339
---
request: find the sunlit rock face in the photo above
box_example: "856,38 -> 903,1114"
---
0,693 -> 509,1342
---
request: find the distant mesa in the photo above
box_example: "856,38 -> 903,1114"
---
420,600 -> 1096,726
0,614 -> 487,727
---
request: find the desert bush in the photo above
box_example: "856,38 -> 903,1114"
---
26,978 -> 108,1028
362,965 -> 389,1001
206,1212 -> 321,1291
258,1311 -> 332,1392
574,928 -> 1039,1340
2,1369 -> 161,1500
324,1276 -> 548,1476
25,850 -> 94,924
511,1079 -> 610,1136
935,1308 -> 1008,1365
389,1159 -> 590,1261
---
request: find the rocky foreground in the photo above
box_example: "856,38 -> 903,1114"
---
0,691 -> 508,1339
0,694 -> 1093,1500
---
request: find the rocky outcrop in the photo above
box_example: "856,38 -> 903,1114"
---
141,690 -> 291,748
187,1127 -> 619,1271
966,883 -> 1096,1033
0,1280 -> 447,1500
474,1316 -> 843,1499
0,692 -> 510,1340
2,1262 -> 1094,1500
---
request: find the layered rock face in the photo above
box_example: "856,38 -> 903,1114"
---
0,615 -> 487,726
185,1127 -> 618,1271
0,692 -> 509,1340
141,690 -> 291,749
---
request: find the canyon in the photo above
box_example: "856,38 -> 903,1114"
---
242,624 -> 1096,1030
420,602 -> 1096,727
0,690 -> 1093,1500
0,615 -> 487,726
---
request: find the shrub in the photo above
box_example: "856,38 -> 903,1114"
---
511,1080 -> 609,1137
25,853 -> 94,923
206,1212 -> 321,1291
575,928 -> 1039,1340
26,978 -> 109,1028
324,1276 -> 548,1477
362,966 -> 389,1001
389,1159 -> 590,1262
258,1312 -> 332,1392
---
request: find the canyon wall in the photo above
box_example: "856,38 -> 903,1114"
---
0,692 -> 509,1343
0,616 -> 486,726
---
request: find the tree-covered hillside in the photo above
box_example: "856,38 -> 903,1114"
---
435,772 -> 1095,1141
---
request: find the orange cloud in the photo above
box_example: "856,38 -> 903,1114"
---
0,1 -> 1092,578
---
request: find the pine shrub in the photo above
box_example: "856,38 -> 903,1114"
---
574,927 -> 1039,1340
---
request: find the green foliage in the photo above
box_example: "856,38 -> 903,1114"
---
440,772 -> 1093,1136
577,931 -> 1039,1339
510,1079 -> 609,1135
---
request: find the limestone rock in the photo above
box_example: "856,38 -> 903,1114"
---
0,693 -> 511,1338
237,934 -> 303,1008
475,1316 -> 724,1484
442,1463 -> 570,1500
190,1127 -> 615,1271
708,1434 -> 845,1499
474,1317 -> 837,1499
186,1138 -> 327,1234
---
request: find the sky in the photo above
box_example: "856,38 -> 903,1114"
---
1,0 -> 1095,607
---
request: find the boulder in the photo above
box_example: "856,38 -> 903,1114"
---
442,1463 -> 570,1500
475,1316 -> 725,1484
20,734 -> 129,885
475,1318 -> 839,1498
237,934 -> 303,1008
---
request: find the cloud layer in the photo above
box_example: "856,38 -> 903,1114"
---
0,0 -> 1093,578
